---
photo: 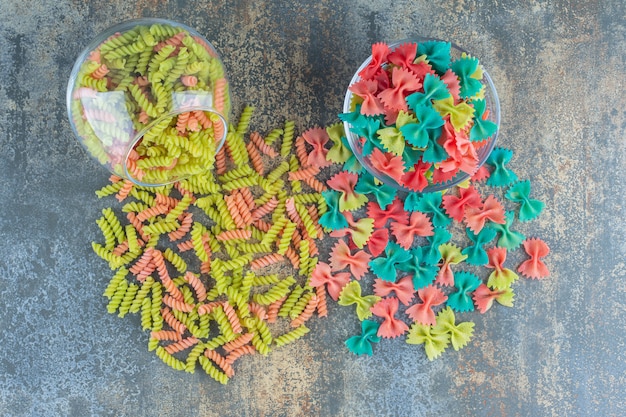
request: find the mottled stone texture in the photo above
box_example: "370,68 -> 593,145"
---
0,1 -> 624,416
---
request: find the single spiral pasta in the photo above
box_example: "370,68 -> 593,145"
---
204,349 -> 235,378
280,120 -> 295,158
290,294 -> 318,327
222,332 -> 254,353
164,336 -> 199,355
273,325 -> 310,347
155,346 -> 186,371
198,355 -> 229,384
249,131 -> 278,157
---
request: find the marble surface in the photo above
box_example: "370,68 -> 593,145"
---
0,1 -> 624,416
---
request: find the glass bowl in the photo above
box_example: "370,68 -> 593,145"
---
67,18 -> 231,186
342,37 -> 500,193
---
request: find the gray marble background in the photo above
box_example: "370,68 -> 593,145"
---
0,1 -> 624,416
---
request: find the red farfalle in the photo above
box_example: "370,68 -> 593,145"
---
302,127 -> 332,168
358,42 -> 391,80
464,194 -> 506,233
387,43 -> 434,80
369,147 -> 405,182
370,297 -> 409,339
390,211 -> 434,250
405,285 -> 448,326
441,69 -> 461,102
431,166 -> 459,184
309,262 -> 351,301
373,276 -> 415,306
442,185 -> 482,222
367,228 -> 389,257
349,79 -> 386,116
329,239 -> 371,280
377,67 -> 422,112
518,238 -> 550,279
472,283 -> 508,313
400,159 -> 433,192
367,197 -> 409,228
471,165 -> 491,182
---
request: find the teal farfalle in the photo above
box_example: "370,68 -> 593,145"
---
488,210 -> 525,250
318,190 -> 348,231
450,56 -> 482,99
417,40 -> 452,74
398,246 -> 438,289
345,320 -> 382,356
462,227 -> 497,266
369,241 -> 412,282
505,180 -> 545,222
469,99 -> 498,142
406,73 -> 451,110
447,271 -> 481,312
338,105 -> 369,129
413,192 -> 452,228
399,104 -> 445,149
422,227 -> 453,265
354,171 -> 397,210
486,147 -> 518,187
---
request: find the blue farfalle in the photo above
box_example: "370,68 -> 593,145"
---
398,246 -> 438,289
469,99 -> 498,142
462,227 -> 497,266
505,180 -> 545,222
369,241 -> 412,282
422,227 -> 453,265
488,210 -> 525,250
450,56 -> 482,99
399,105 -> 445,148
417,40 -> 452,74
447,271 -> 481,312
486,147 -> 518,187
318,190 -> 348,231
406,73 -> 451,110
345,319 -> 381,356
354,171 -> 397,210
414,192 -> 452,228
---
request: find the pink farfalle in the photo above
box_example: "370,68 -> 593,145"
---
367,197 -> 408,228
367,228 -> 389,257
442,185 -> 482,222
327,171 -> 365,211
328,211 -> 374,249
390,211 -> 434,250
431,166 -> 459,184
370,297 -> 409,338
405,285 -> 448,325
358,42 -> 391,80
441,68 -> 461,102
400,159 -> 433,192
369,147 -> 405,182
329,239 -> 371,280
472,284 -> 508,313
464,194 -> 506,233
518,238 -> 550,279
377,67 -> 422,112
302,127 -> 332,168
471,165 -> 490,182
373,276 -> 415,306
309,262 -> 352,301
349,79 -> 386,116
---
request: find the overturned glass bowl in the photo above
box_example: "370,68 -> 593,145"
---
341,37 -> 500,193
67,18 -> 231,186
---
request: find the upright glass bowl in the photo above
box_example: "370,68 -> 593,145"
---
342,37 -> 500,193
67,18 -> 231,186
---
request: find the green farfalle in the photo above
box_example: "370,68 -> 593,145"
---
399,104 -> 445,149
406,321 -> 450,361
413,192 -> 452,228
338,281 -> 381,321
462,227 -> 497,266
450,55 -> 483,99
326,123 -> 353,163
488,211 -> 525,250
447,271 -> 481,312
417,40 -> 452,74
369,242 -> 412,282
433,307 -> 475,351
406,73 -> 451,110
469,99 -> 498,142
345,319 -> 382,356
505,180 -> 545,222
398,246 -> 438,289
354,171 -> 397,210
486,147 -> 518,187
423,227 -> 453,265
432,95 -> 475,132
318,190 -> 348,231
